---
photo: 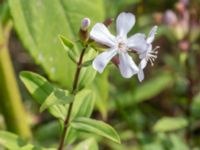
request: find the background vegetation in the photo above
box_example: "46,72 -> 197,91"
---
0,0 -> 200,149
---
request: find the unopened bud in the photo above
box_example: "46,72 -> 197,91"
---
153,12 -> 163,24
164,10 -> 178,25
111,55 -> 119,66
81,18 -> 91,31
79,18 -> 91,42
103,18 -> 113,27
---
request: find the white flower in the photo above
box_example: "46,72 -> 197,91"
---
90,12 -> 148,78
137,26 -> 159,82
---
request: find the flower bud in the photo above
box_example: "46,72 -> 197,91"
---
79,18 -> 91,42
111,55 -> 119,66
103,18 -> 113,27
153,12 -> 163,24
164,10 -> 178,25
81,18 -> 91,31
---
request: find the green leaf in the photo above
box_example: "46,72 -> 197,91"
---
81,59 -> 93,67
20,71 -> 67,120
109,72 -> 173,110
20,71 -> 54,103
9,0 -> 105,88
70,117 -> 121,144
40,89 -> 74,112
59,35 -> 74,51
0,131 -> 27,149
59,35 -> 77,63
192,92 -> 200,118
0,131 -> 55,150
65,89 -> 95,144
168,134 -> 188,150
133,72 -> 173,103
70,89 -> 95,120
74,138 -> 98,150
78,48 -> 97,89
92,72 -> 109,119
34,121 -> 60,144
0,1 -> 10,24
153,117 -> 188,132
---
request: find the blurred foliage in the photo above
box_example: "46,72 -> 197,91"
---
8,0 -> 104,89
1,0 -> 200,149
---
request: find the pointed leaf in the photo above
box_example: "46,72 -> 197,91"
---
70,89 -> 95,120
0,131 -> 27,149
59,35 -> 77,63
59,35 -> 74,51
65,89 -> 95,144
153,117 -> 188,132
0,131 -> 55,150
74,138 -> 98,150
111,72 -> 174,109
20,71 -> 67,120
81,59 -> 93,67
133,73 -> 173,103
77,47 -> 98,90
78,66 -> 96,90
40,89 -> 74,112
92,72 -> 109,119
70,117 -> 121,144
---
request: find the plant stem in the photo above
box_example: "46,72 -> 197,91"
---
0,22 -> 32,139
58,46 -> 87,150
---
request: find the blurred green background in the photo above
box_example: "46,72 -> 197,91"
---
1,0 -> 200,149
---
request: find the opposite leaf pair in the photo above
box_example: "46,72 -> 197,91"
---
90,12 -> 159,82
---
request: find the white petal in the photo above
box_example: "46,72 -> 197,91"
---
118,53 -> 139,78
116,12 -> 135,37
139,52 -> 146,59
140,59 -> 147,70
147,26 -> 158,44
127,33 -> 148,52
90,23 -> 116,47
92,49 -> 117,73
137,59 -> 147,82
137,69 -> 144,82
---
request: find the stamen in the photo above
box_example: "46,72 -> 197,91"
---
118,42 -> 127,52
146,46 -> 159,66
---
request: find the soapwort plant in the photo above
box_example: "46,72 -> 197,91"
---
0,12 -> 158,150
22,12 -> 158,150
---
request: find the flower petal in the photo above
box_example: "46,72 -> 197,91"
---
137,59 -> 147,82
137,69 -> 144,82
118,53 -> 139,78
92,48 -> 117,73
90,23 -> 116,47
140,58 -> 148,69
116,12 -> 135,37
127,33 -> 148,52
147,26 -> 158,44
